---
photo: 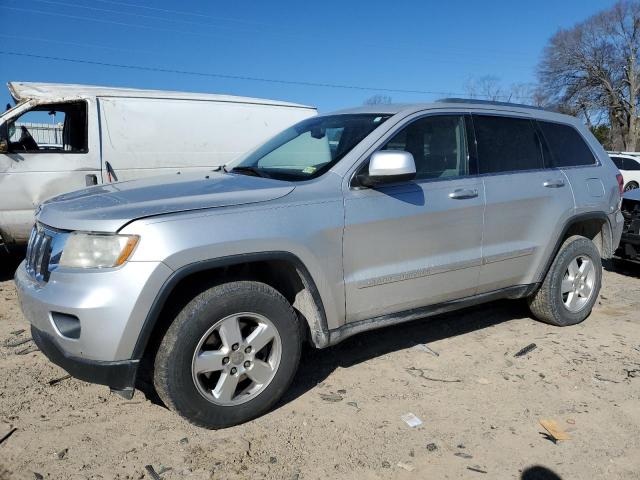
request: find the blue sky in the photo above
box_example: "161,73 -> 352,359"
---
0,0 -> 618,113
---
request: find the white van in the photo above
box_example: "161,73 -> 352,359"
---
0,82 -> 317,246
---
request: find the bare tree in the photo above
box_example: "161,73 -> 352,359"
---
538,1 -> 640,150
465,76 -> 505,101
363,94 -> 392,105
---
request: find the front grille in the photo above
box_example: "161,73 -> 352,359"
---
25,225 -> 53,282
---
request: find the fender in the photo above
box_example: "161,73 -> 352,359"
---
536,211 -> 611,283
131,251 -> 330,359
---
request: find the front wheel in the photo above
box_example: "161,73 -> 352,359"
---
528,235 -> 602,326
153,281 -> 301,428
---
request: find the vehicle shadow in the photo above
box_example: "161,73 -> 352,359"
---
0,249 -> 24,282
604,257 -> 640,279
520,465 -> 563,480
280,297 -> 530,407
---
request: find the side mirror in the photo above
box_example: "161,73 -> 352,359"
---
359,150 -> 416,187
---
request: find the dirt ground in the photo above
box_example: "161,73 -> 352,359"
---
0,253 -> 639,480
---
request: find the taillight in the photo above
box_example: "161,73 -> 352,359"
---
617,173 -> 624,195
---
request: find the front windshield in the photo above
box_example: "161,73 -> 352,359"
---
229,113 -> 391,180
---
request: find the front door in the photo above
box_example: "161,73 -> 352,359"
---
343,114 -> 485,323
0,100 -> 99,243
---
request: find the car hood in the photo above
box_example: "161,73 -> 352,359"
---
624,188 -> 640,202
37,172 -> 295,232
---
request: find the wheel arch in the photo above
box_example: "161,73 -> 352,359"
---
537,212 -> 611,283
131,252 -> 331,364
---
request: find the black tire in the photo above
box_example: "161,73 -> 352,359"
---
528,235 -> 602,326
624,181 -> 639,192
153,281 -> 301,429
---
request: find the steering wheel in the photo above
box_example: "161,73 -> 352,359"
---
18,126 -> 39,151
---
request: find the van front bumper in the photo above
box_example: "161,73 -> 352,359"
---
14,260 -> 173,388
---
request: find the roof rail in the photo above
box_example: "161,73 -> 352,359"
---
436,97 -> 548,111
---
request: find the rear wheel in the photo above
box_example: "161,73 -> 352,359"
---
153,281 -> 301,428
624,181 -> 639,192
528,235 -> 601,326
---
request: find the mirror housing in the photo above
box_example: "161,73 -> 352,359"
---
359,150 -> 416,187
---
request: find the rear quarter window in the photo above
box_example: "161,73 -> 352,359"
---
538,121 -> 596,168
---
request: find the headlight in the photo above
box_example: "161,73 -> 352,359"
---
59,233 -> 139,269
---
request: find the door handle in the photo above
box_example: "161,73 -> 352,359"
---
543,179 -> 565,188
449,188 -> 478,199
85,174 -> 98,186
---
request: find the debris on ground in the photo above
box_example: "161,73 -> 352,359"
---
15,346 -> 39,356
55,448 -> 68,460
319,393 -> 343,402
426,443 -> 438,452
381,461 -> 391,468
5,337 -> 32,348
0,427 -> 17,446
594,374 -> 620,383
144,464 -> 162,480
397,462 -> 415,472
539,419 -> 571,441
514,343 -> 537,357
48,375 -> 71,386
467,466 -> 488,474
412,343 -> 439,356
400,412 -> 423,428
624,369 -> 639,379
455,452 -> 473,459
9,329 -> 25,336
269,456 -> 277,464
346,401 -> 359,409
406,367 -> 461,383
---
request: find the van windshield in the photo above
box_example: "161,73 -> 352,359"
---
228,114 -> 390,181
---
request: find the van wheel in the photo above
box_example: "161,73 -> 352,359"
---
153,281 -> 301,429
528,235 -> 601,326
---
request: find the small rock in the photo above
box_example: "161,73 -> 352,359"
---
409,449 -> 415,457
179,437 -> 189,445
269,456 -> 277,464
477,378 -> 490,385
337,389 -> 347,394
33,474 -> 43,480
426,443 -> 438,452
381,461 -> 391,468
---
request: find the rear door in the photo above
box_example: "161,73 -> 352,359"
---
342,113 -> 485,322
474,113 -> 574,293
0,100 -> 99,243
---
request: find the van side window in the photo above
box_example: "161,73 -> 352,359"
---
538,121 -> 596,168
473,115 -> 543,174
6,102 -> 88,154
381,115 -> 469,180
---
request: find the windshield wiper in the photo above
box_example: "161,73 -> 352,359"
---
229,166 -> 271,178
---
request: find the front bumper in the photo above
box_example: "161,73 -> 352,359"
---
15,259 -> 173,363
31,326 -> 138,390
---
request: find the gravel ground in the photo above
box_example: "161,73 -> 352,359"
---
0,253 -> 639,480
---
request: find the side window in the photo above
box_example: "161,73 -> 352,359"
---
381,115 -> 469,180
611,156 -> 625,169
5,102 -> 87,154
538,121 -> 596,168
474,115 -> 544,174
625,158 -> 640,170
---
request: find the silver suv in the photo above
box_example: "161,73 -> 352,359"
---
15,99 -> 624,428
